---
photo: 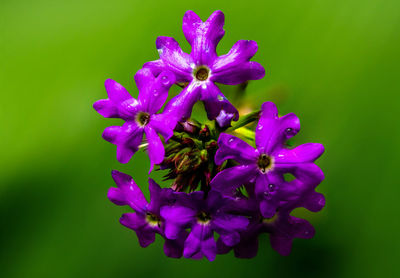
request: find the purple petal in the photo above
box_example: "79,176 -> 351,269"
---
102,123 -> 144,164
234,236 -> 259,259
134,68 -> 154,109
216,238 -> 231,254
200,82 -> 238,120
144,126 -> 164,173
120,214 -> 157,247
182,10 -> 202,45
302,191 -> 326,212
160,206 -> 196,240
212,214 -> 249,234
147,178 -> 174,213
135,68 -> 176,114
163,82 -> 202,121
119,213 -> 147,231
255,102 -> 300,154
142,59 -> 165,77
104,79 -> 132,103
184,224 -> 216,261
190,10 -> 225,65
259,199 -> 277,219
153,36 -> 193,82
255,174 -> 279,218
210,165 -> 258,196
212,214 -> 248,246
218,232 -> 240,247
94,80 -> 140,120
274,143 -> 325,164
276,163 -> 325,188
290,216 -> 315,239
269,235 -> 293,256
215,133 -> 258,165
163,231 -> 188,258
204,190 -> 225,213
93,99 -> 119,118
212,40 -> 259,71
108,170 -> 148,212
107,188 -> 125,206
149,113 -> 176,142
136,227 -> 157,248
211,61 -> 265,85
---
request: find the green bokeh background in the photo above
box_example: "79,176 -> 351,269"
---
1,0 -> 399,277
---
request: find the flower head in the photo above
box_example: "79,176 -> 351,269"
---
144,10 -> 265,124
211,102 -> 325,218
93,68 -> 177,172
98,10 -> 325,260
160,190 -> 249,261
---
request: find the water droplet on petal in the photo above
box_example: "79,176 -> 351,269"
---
228,138 -> 234,143
258,125 -> 263,130
161,75 -> 170,86
285,128 -> 293,133
268,184 -> 275,191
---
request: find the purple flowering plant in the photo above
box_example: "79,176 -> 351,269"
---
94,10 -> 325,261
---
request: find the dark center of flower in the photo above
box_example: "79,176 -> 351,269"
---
261,213 -> 278,224
197,211 -> 211,224
194,66 -> 210,81
257,154 -> 273,173
136,112 -> 150,126
146,212 -> 161,227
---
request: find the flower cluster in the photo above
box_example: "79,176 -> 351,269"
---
94,10 -> 325,261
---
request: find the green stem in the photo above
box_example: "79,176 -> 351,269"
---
226,110 -> 260,132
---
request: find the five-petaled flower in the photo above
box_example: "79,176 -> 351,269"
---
211,102 -> 325,218
93,68 -> 177,172
144,10 -> 265,125
160,190 -> 249,261
107,170 -> 186,258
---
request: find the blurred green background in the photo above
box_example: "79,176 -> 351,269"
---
1,0 -> 399,277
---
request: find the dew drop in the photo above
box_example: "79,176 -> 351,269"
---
258,125 -> 263,130
161,75 -> 170,85
285,128 -> 293,133
268,184 -> 275,191
228,138 -> 234,143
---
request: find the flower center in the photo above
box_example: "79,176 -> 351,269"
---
194,66 -> 210,81
136,112 -> 150,126
257,154 -> 273,173
262,213 -> 278,224
146,212 -> 161,227
197,211 -> 211,224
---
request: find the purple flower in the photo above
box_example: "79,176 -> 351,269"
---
160,190 -> 249,261
144,10 -> 265,123
211,102 -> 325,218
107,170 -> 186,258
217,209 -> 316,257
93,68 -> 176,172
